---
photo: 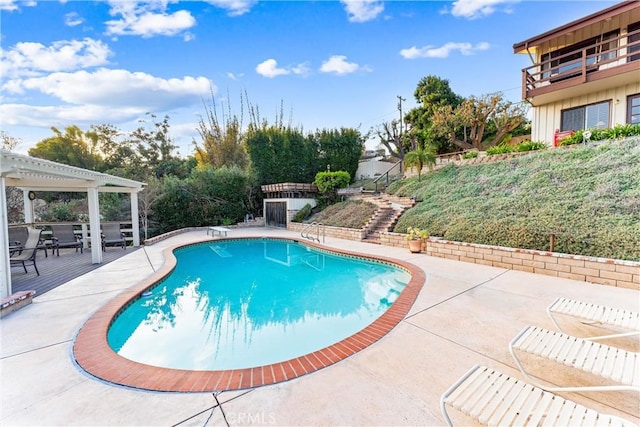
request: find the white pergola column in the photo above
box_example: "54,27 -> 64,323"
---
87,187 -> 103,264
130,191 -> 140,246
22,189 -> 34,224
0,177 -> 11,298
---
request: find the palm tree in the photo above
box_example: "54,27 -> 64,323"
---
404,145 -> 436,181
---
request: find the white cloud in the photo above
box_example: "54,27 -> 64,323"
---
291,62 -> 311,76
65,12 -> 84,27
0,69 -> 214,133
255,59 -> 309,78
450,0 -> 513,19
0,0 -> 34,11
105,1 -> 196,38
400,41 -> 490,59
0,38 -> 112,79
341,0 -> 384,23
320,55 -> 368,75
0,103 -> 144,127
204,0 -> 257,16
0,0 -> 18,11
256,59 -> 289,78
10,68 -> 211,110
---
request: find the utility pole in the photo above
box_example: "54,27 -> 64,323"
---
397,95 -> 406,136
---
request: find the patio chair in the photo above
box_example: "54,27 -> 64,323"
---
440,364 -> 635,426
8,226 -> 28,255
51,224 -> 83,256
8,225 -> 49,257
509,325 -> 639,393
547,297 -> 640,341
9,228 -> 42,276
101,223 -> 126,250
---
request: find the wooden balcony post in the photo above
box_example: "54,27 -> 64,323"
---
581,48 -> 587,82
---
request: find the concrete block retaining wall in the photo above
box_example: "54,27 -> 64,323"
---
288,222 -> 366,241
287,225 -> 639,290
423,238 -> 639,290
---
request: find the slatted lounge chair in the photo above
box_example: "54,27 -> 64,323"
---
509,325 -> 639,393
51,224 -> 83,256
547,297 -> 640,341
9,228 -> 42,276
440,364 -> 634,426
101,223 -> 126,250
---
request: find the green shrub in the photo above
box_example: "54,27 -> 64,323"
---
560,124 -> 640,146
486,144 -> 514,156
462,151 -> 479,159
38,201 -> 79,222
292,203 -> 312,222
151,166 -> 254,234
515,140 -> 546,152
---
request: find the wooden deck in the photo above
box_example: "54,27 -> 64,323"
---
10,246 -> 138,297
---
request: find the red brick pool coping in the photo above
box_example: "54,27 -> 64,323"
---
73,237 -> 425,392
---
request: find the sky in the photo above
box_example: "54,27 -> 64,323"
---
0,0 -> 618,156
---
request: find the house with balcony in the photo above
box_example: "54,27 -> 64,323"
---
513,1 -> 640,145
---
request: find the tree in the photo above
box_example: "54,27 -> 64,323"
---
29,125 -> 102,170
432,93 -> 529,150
138,175 -> 164,240
404,145 -> 436,181
1,132 -> 25,221
86,124 -> 140,174
1,131 -> 21,151
404,75 -> 465,154
412,75 -> 464,118
194,93 -> 249,169
376,120 -> 406,159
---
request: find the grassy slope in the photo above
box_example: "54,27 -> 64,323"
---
308,199 -> 377,229
386,137 -> 640,261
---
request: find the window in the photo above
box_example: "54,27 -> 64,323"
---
629,22 -> 640,63
628,94 -> 640,124
561,101 -> 610,132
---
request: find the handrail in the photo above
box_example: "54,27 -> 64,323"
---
522,28 -> 640,97
373,160 -> 403,193
300,222 -> 324,243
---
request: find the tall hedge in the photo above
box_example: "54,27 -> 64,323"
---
245,126 -> 363,186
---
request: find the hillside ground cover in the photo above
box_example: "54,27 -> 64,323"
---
308,199 -> 377,229
387,137 -> 640,261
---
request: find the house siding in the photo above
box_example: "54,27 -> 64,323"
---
532,82 -> 640,143
517,3 -> 640,144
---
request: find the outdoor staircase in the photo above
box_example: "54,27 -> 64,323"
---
357,194 -> 416,244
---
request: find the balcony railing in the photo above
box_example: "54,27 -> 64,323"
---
522,29 -> 640,100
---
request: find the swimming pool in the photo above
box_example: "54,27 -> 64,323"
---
73,236 -> 425,392
107,239 -> 410,370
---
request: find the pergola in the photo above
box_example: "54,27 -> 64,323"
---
0,150 -> 145,298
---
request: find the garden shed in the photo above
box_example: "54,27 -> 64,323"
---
261,183 -> 318,228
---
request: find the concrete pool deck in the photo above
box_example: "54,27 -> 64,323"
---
1,228 -> 638,426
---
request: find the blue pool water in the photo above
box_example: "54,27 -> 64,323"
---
107,239 -> 410,370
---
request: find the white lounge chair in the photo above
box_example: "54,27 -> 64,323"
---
509,325 -> 639,393
440,365 -> 634,426
547,298 -> 640,341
